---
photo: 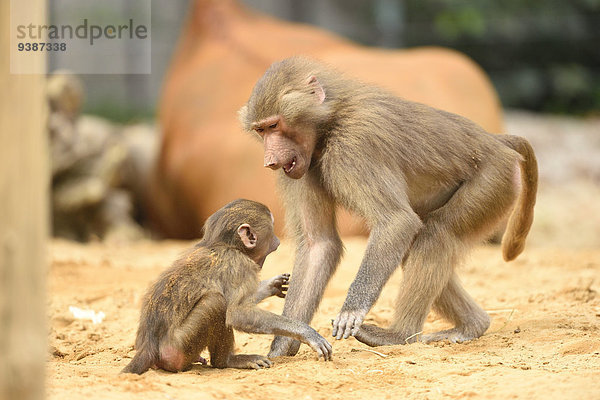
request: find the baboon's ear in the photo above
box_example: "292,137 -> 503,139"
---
307,75 -> 326,104
237,223 -> 257,249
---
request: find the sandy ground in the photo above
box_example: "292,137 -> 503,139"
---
47,239 -> 600,400
47,111 -> 600,399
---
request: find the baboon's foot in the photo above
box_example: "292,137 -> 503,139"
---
421,328 -> 483,344
354,324 -> 421,347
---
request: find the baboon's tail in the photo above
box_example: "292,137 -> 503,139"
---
121,349 -> 155,375
496,135 -> 538,262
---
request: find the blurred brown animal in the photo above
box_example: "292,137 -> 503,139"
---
122,199 -> 332,374
149,0 -> 504,239
238,57 -> 537,355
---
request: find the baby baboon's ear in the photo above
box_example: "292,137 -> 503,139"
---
237,223 -> 257,249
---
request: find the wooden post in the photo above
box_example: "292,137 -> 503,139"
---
0,0 -> 48,399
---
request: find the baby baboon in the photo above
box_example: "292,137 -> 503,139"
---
239,56 -> 538,355
122,199 -> 332,374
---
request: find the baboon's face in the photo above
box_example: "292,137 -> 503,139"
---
254,115 -> 317,180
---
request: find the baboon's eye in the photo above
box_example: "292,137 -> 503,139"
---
269,122 -> 278,129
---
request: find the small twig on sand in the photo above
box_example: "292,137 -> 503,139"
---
405,331 -> 423,344
488,308 -> 516,334
351,348 -> 389,358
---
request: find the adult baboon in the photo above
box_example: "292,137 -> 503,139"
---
239,57 -> 537,354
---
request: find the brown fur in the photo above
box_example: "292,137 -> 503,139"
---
121,199 -> 332,374
239,57 -> 538,352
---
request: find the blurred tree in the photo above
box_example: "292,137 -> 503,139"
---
402,0 -> 600,114
1,1 -> 48,398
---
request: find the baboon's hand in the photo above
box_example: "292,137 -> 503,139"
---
265,273 -> 290,298
304,330 -> 333,361
332,309 -> 366,340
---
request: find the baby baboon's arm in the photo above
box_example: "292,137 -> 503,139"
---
227,305 -> 332,360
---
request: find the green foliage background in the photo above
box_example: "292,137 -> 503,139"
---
401,0 -> 600,114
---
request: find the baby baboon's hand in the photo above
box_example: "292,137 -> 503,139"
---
266,273 -> 290,298
304,329 -> 333,361
255,273 -> 290,303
